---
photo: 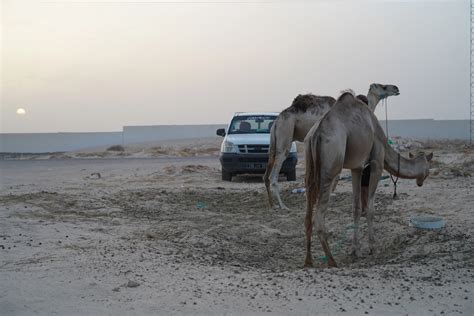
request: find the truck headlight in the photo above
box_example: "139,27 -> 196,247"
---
222,141 -> 238,153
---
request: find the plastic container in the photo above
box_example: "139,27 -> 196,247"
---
409,215 -> 445,230
291,188 -> 306,194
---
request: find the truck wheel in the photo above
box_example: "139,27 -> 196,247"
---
222,170 -> 233,181
286,169 -> 296,181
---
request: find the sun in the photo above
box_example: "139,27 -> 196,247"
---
16,108 -> 26,116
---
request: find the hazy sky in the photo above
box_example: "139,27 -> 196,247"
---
1,0 -> 470,133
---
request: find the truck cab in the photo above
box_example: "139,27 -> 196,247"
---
216,112 -> 297,181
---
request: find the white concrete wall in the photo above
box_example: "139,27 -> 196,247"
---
122,124 -> 226,144
0,132 -> 123,153
378,119 -> 469,140
0,120 -> 469,153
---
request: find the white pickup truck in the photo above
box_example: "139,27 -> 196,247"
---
216,112 -> 297,182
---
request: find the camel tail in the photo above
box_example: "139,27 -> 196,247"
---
305,134 -> 320,211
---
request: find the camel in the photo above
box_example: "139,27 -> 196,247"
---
264,83 -> 400,209
303,92 -> 432,268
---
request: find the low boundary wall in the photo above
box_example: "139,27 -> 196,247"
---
0,120 -> 469,153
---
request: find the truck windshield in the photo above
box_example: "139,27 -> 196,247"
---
228,115 -> 276,134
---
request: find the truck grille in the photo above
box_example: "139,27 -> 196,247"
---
237,144 -> 269,154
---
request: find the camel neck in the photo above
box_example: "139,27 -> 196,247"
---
383,144 -> 423,179
367,93 -> 380,112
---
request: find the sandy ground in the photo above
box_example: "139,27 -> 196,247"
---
0,139 -> 473,315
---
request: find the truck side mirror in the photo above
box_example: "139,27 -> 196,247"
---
216,128 -> 226,137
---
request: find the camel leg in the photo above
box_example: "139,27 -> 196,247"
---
303,198 -> 314,268
360,164 -> 370,216
361,186 -> 368,217
263,158 -> 276,209
350,169 -> 363,259
330,173 -> 340,193
366,160 -> 383,255
268,151 -> 289,210
264,117 -> 294,210
315,177 -> 337,267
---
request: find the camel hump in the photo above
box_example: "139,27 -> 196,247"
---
288,94 -> 336,113
337,91 -> 356,104
356,94 -> 368,105
291,94 -> 319,112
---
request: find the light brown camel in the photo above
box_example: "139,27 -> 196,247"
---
264,83 -> 400,209
303,92 -> 432,268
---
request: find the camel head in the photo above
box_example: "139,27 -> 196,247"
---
409,152 -> 433,186
369,83 -> 400,100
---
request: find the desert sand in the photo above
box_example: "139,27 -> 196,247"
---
0,138 -> 473,315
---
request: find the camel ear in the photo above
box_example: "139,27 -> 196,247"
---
426,152 -> 433,161
409,152 -> 414,159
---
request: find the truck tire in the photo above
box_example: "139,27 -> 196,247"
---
286,169 -> 296,181
222,170 -> 233,181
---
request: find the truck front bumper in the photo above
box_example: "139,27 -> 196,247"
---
219,152 -> 297,174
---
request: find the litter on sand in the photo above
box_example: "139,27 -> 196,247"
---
409,215 -> 445,230
291,188 -> 305,194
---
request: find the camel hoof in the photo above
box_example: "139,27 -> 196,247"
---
351,250 -> 361,261
270,204 -> 282,211
303,261 -> 314,269
328,259 -> 338,268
